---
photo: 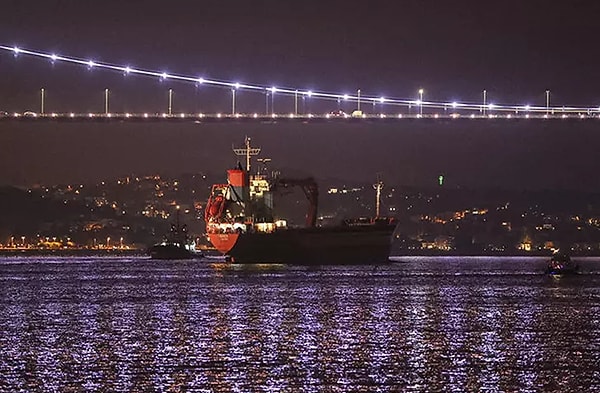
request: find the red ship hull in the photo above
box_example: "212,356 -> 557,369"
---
208,224 -> 396,264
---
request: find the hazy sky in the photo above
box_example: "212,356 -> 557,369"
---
1,0 -> 600,106
0,1 -> 599,189
0,121 -> 598,191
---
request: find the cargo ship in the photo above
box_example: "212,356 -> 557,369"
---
204,137 -> 397,264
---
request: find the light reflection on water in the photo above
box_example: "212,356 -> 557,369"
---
1,256 -> 600,391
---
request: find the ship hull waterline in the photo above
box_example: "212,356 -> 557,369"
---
208,225 -> 396,264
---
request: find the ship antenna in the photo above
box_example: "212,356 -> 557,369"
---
256,157 -> 271,175
373,175 -> 384,218
233,136 -> 261,173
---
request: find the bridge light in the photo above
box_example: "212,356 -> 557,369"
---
11,45 -> 600,117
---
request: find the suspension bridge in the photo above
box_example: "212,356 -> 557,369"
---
2,45 -> 600,122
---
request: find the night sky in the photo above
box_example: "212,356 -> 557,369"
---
1,1 -> 600,189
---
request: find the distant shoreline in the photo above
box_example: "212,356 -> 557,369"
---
391,250 -> 600,258
2,249 -> 599,259
0,249 -> 146,257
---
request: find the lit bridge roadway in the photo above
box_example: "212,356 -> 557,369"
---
1,112 -> 600,123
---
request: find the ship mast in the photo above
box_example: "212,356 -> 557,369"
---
373,175 -> 384,218
233,136 -> 261,173
256,157 -> 271,175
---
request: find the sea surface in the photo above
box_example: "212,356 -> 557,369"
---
1,256 -> 600,392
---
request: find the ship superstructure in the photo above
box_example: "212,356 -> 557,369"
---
205,137 -> 316,239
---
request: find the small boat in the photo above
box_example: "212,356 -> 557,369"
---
149,207 -> 202,260
546,253 -> 579,275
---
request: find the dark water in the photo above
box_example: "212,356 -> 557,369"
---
1,256 -> 600,392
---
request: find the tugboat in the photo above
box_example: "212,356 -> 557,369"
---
149,206 -> 202,260
546,252 -> 579,275
204,137 -> 397,264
